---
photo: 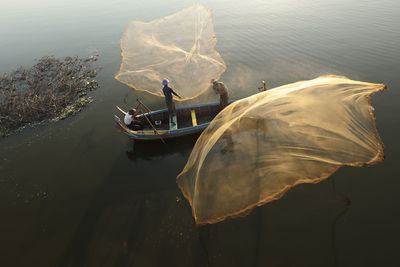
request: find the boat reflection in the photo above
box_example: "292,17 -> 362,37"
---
125,133 -> 201,161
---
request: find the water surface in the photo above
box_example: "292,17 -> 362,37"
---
1,0 -> 400,266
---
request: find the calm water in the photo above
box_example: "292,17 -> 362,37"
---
1,0 -> 400,266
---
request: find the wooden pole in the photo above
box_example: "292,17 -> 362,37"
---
137,99 -> 153,114
138,107 -> 166,145
116,106 -> 126,115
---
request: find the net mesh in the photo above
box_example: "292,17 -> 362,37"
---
177,75 -> 385,224
115,4 -> 226,100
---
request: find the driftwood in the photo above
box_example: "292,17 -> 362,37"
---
0,55 -> 99,136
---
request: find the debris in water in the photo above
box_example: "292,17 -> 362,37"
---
0,55 -> 100,136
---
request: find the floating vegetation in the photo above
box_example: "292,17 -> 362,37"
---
0,55 -> 99,136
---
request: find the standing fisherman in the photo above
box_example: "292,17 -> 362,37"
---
162,78 -> 181,125
258,80 -> 267,91
211,79 -> 229,108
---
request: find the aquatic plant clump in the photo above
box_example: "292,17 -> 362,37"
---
0,56 -> 99,136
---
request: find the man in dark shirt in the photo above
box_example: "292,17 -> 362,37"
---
211,78 -> 229,108
162,78 -> 181,125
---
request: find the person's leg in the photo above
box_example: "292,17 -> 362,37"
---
171,101 -> 176,116
220,93 -> 228,108
222,94 -> 229,107
167,101 -> 176,125
132,119 -> 143,130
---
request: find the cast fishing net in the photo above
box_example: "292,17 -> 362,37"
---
115,4 -> 226,100
177,76 -> 385,224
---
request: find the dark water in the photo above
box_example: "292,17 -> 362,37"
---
1,0 -> 400,266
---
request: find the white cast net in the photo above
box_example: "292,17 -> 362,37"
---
177,76 -> 385,224
115,4 -> 226,100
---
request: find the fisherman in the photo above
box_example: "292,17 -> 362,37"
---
211,79 -> 229,108
124,104 -> 143,130
257,80 -> 268,92
162,78 -> 181,125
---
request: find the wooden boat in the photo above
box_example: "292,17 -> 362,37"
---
114,101 -> 231,141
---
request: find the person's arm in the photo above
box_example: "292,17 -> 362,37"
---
212,84 -> 218,94
220,83 -> 228,93
132,103 -> 141,116
171,89 -> 182,99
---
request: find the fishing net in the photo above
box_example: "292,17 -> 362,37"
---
115,4 -> 226,100
177,75 -> 385,224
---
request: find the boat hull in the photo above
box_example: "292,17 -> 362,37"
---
114,101 -> 229,141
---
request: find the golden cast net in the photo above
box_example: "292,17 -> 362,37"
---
115,4 -> 226,100
177,76 -> 385,224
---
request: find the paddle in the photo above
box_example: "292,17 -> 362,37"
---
116,106 -> 127,115
136,99 -> 152,113
137,107 -> 166,145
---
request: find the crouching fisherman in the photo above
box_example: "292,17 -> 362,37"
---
124,105 -> 143,130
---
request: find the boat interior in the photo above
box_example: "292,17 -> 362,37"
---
135,104 -> 223,131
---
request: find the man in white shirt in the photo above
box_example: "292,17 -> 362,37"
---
124,108 -> 136,124
124,107 -> 143,130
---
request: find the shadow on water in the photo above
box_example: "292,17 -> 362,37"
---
58,134 -> 201,267
125,133 -> 201,162
58,131 -> 351,267
191,176 -> 351,267
330,177 -> 351,267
